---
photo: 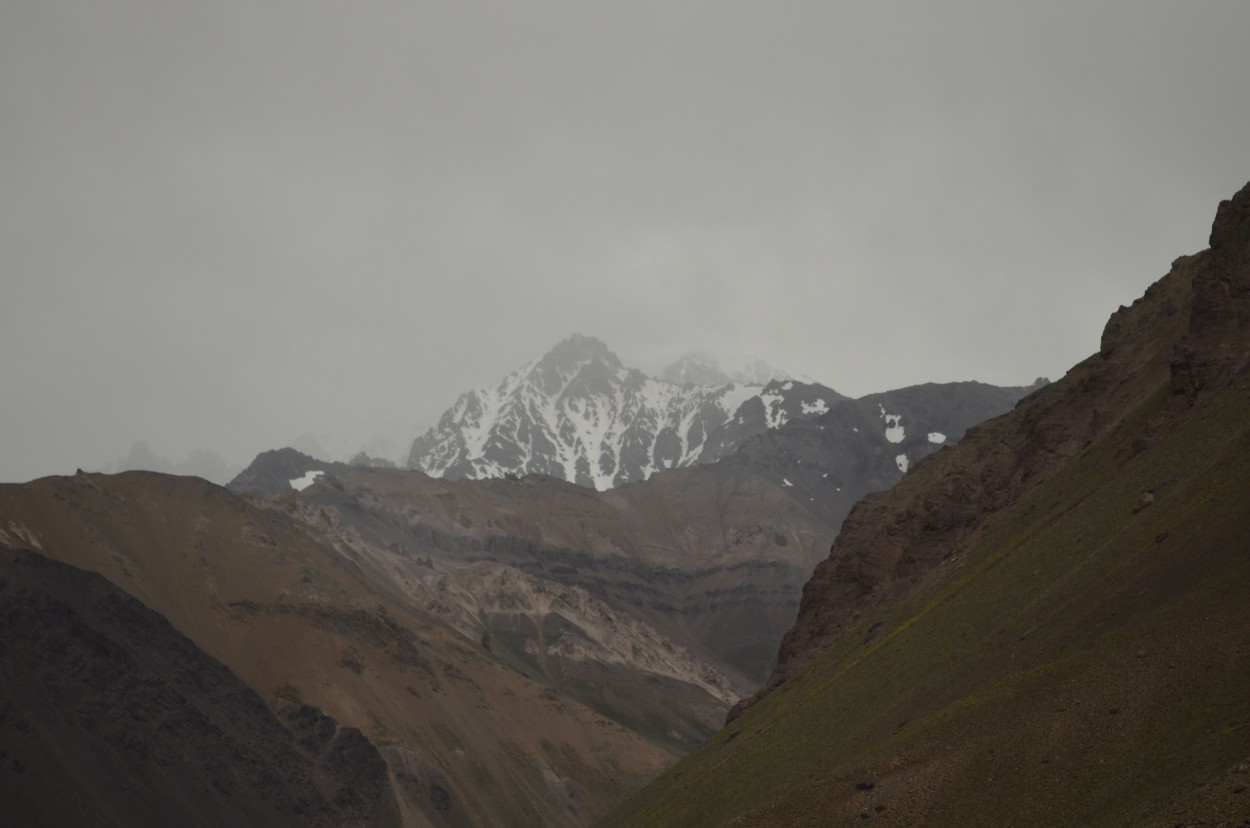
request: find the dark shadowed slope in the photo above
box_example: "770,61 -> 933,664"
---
0,546 -> 398,828
603,183 -> 1250,828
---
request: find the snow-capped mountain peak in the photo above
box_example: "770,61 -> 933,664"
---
407,337 -> 842,490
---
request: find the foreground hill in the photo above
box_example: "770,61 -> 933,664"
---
0,472 -> 671,828
603,183 -> 1250,828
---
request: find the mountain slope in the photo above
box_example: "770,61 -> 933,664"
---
240,463 -> 836,752
602,182 -> 1250,828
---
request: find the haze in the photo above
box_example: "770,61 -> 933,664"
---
4,2 -> 1249,483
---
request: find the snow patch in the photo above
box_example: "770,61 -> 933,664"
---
895,454 -> 909,473
800,398 -> 829,415
879,405 -> 905,443
782,478 -> 794,487
928,432 -> 947,444
760,391 -> 789,429
290,470 -> 324,491
715,382 -> 762,420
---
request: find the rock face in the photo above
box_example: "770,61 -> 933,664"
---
0,545 -> 398,828
733,178 -> 1250,719
406,334 -> 847,489
1169,179 -> 1250,400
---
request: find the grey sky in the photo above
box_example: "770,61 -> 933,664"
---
3,1 -> 1249,482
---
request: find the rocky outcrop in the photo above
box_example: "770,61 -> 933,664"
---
730,180 -> 1250,721
1170,179 -> 1250,401
227,447 -> 354,497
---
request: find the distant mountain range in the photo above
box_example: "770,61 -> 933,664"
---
101,441 -> 241,485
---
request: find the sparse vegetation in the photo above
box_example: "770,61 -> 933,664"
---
273,683 -> 303,705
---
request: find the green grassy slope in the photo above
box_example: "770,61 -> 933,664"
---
605,370 -> 1250,827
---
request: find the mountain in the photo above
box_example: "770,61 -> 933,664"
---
0,471 -> 672,828
658,351 -> 796,387
603,182 -> 1250,827
406,334 -> 848,489
0,545 -> 399,827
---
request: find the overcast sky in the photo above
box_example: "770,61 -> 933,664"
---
3,1 -> 1250,481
